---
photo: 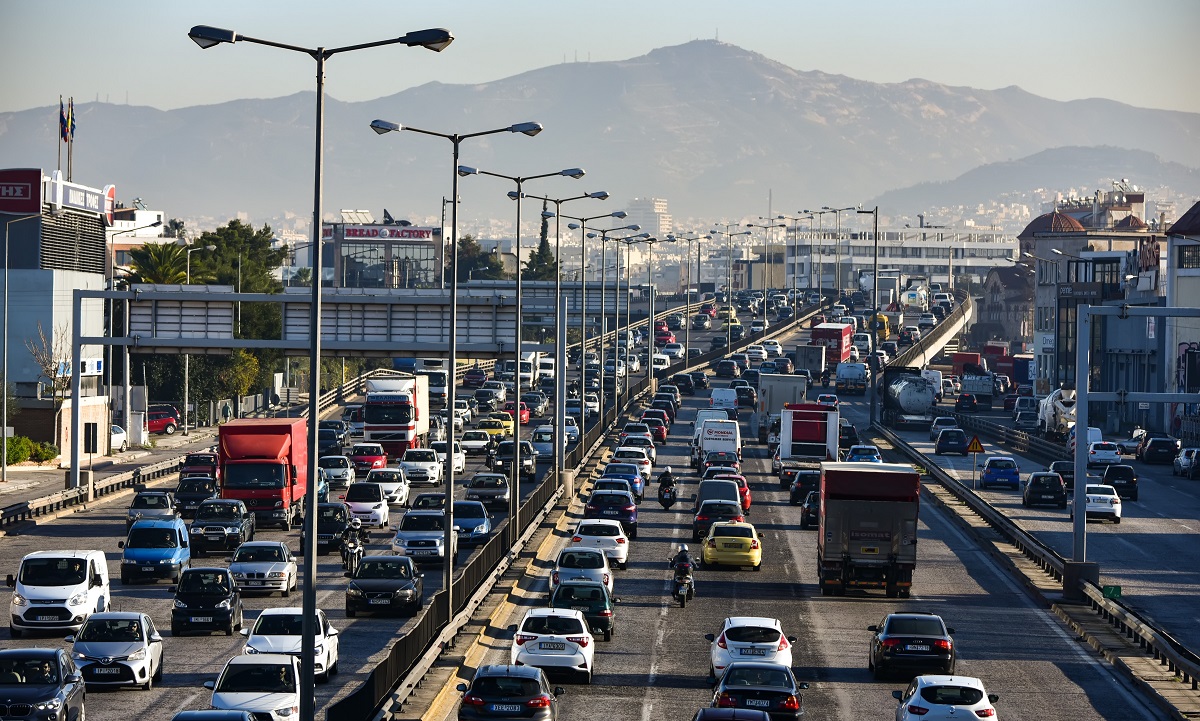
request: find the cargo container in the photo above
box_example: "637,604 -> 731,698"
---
756,374 -> 809,446
792,345 -> 827,377
951,352 -> 984,377
364,375 -> 431,456
810,323 -> 854,368
218,418 -> 308,530
778,403 -> 839,463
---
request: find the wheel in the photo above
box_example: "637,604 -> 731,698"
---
679,594 -> 687,608
1114,517 -> 1121,524
163,423 -> 177,435
330,657 -> 339,676
604,629 -> 612,642
225,621 -> 234,636
282,578 -> 292,598
885,583 -> 899,598
118,441 -> 128,452
619,561 -> 628,571
899,589 -> 911,599
753,563 -> 761,572
120,572 -> 129,585
171,625 -> 182,637
630,526 -> 638,539
1059,502 -> 1067,510
873,663 -> 886,680
142,670 -> 153,691
153,657 -> 163,682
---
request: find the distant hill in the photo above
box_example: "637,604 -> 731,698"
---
871,146 -> 1200,213
1,40 -> 1197,225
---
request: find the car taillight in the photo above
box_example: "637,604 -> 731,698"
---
750,540 -> 760,549
716,692 -> 737,707
572,536 -> 583,542
585,505 -> 597,513
734,515 -> 744,522
526,695 -> 553,708
602,573 -> 610,585
551,572 -> 560,585
616,538 -> 626,544
881,638 -> 903,649
974,709 -> 995,718
598,609 -> 613,617
778,635 -> 790,651
782,695 -> 801,711
707,539 -> 717,549
933,639 -> 952,651
623,504 -> 636,512
462,694 -> 487,706
514,633 -> 536,646
567,635 -> 590,648
1111,498 -> 1119,506
906,706 -> 930,716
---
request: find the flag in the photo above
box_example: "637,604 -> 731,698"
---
67,97 -> 76,139
383,208 -> 395,225
59,96 -> 68,142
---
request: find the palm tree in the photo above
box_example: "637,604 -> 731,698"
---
128,242 -> 190,284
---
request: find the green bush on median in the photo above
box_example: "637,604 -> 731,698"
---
4,436 -> 33,464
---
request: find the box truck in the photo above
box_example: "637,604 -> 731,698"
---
218,418 -> 308,530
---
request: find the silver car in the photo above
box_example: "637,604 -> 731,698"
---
68,611 -> 164,689
126,491 -> 177,530
318,455 -> 354,488
548,547 -> 613,597
464,473 -> 511,508
390,510 -> 457,564
228,541 -> 298,596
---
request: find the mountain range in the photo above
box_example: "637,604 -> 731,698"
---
2,40 -> 1197,226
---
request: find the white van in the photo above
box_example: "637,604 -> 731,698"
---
651,354 -> 671,373
1067,426 -> 1103,454
710,388 -> 738,410
7,550 -> 111,636
692,419 -> 742,467
852,333 -> 873,355
538,357 -> 555,381
921,369 -> 943,399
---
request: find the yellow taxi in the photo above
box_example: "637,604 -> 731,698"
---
725,317 -> 742,327
716,307 -> 737,321
477,418 -> 509,439
701,521 -> 763,571
486,412 -> 515,437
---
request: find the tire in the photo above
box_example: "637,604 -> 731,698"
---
1114,517 -> 1121,525
163,423 -> 177,435
604,629 -> 612,642
346,607 -> 356,618
119,441 -> 128,452
873,663 -> 886,681
899,589 -> 911,599
153,657 -> 163,683
225,621 -> 234,636
619,561 -> 628,571
142,670 -> 153,691
171,625 -> 182,637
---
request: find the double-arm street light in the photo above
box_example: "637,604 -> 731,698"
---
178,240 -> 216,438
458,166 -> 584,537
802,209 -> 836,296
776,214 -> 814,314
188,23 -> 454,715
592,230 -> 646,415
369,118 -> 542,617
563,211 -> 630,352
631,235 -> 673,391
858,206 -> 879,424
108,220 -> 163,434
748,221 -> 786,321
822,206 -> 856,298
666,232 -> 711,356
710,227 -> 751,349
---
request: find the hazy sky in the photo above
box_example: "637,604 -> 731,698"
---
3,0 -> 1198,115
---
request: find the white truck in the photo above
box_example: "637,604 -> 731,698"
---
756,373 -> 809,447
692,419 -> 742,467
778,403 -> 840,463
1038,386 -> 1077,441
835,362 -> 870,396
792,344 -> 827,378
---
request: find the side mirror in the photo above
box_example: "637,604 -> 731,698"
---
947,627 -> 956,635
203,681 -> 215,690
988,694 -> 999,703
329,627 -> 339,636
892,690 -> 903,700
787,636 -> 797,643
418,573 -> 425,578
118,541 -> 125,549
507,623 -> 517,633
456,682 -> 469,693
150,633 -> 162,642
798,682 -> 810,690
168,585 -> 177,594
64,635 -> 75,644
5,574 -> 13,588
867,625 -> 878,632
239,628 -> 249,636
553,686 -> 566,697
704,633 -> 715,642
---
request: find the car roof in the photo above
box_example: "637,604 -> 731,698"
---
724,616 -> 783,629
257,606 -> 305,617
238,541 -> 287,549
912,674 -> 987,689
523,607 -> 587,619
130,518 -> 184,529
224,653 -> 297,665
404,509 -> 446,517
0,648 -> 60,660
475,664 -> 544,680
85,611 -> 145,621
21,550 -> 102,560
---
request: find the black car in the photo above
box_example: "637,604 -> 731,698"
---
190,499 -> 255,555
1022,472 -> 1068,508
174,476 -> 219,517
692,500 -> 744,542
715,360 -> 740,378
474,388 -> 502,413
711,336 -> 730,351
306,502 -> 352,555
1129,430 -> 1175,457
317,428 -> 342,457
798,491 -> 819,529
880,341 -> 899,357
690,372 -> 711,390
345,554 -> 423,617
838,420 -> 860,456
0,648 -> 86,719
742,370 -> 761,389
735,386 -> 758,408
777,306 -> 795,321
1047,460 -> 1076,490
709,661 -> 806,721
318,419 -> 350,445
729,325 -> 747,342
488,440 -> 537,479
1140,438 -> 1178,465
456,664 -> 565,721
671,373 -> 697,395
788,468 -> 821,503
930,305 -> 947,321
868,612 -> 956,679
649,399 -> 677,424
773,357 -> 795,375
170,567 -> 243,636
1101,464 -> 1139,501
933,428 -> 970,456
522,392 -> 550,418
954,393 -> 978,412
549,580 -> 619,641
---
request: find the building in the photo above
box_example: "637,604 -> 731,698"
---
976,265 -> 1034,348
294,210 -> 444,288
626,198 -> 672,239
1165,200 -> 1200,441
732,244 -> 787,292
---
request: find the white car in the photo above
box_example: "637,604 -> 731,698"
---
318,455 -> 354,487
241,607 -> 339,682
68,611 -> 163,689
662,343 -> 685,360
583,393 -> 600,417
481,380 -> 507,403
460,430 -> 493,456
453,399 -> 473,424
706,616 -> 796,680
893,675 -> 1000,720
761,340 -> 783,357
399,448 -> 443,486
363,468 -> 411,507
228,541 -> 298,596
563,416 -> 581,444
619,435 -> 657,464
341,481 -> 390,527
429,441 -> 466,474
624,354 -> 642,373
510,608 -> 595,684
929,417 -> 958,442
205,653 -> 302,720
612,447 -> 653,479
549,546 -> 613,596
744,345 -> 767,362
848,346 -> 861,361
874,349 -> 890,365
604,359 -> 627,377
651,354 -> 670,373
111,424 -> 129,453
570,519 -> 629,569
1069,483 -> 1122,524
749,320 -> 767,334
1086,441 -> 1121,468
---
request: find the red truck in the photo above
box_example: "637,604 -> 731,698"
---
951,352 -> 984,377
218,418 -> 308,531
810,323 -> 853,368
818,462 -> 920,598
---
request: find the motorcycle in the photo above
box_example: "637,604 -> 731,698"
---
341,531 -> 367,575
670,560 -> 695,607
658,484 -> 677,510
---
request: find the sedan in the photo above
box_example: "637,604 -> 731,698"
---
503,402 -> 532,426
583,491 -> 638,538
710,662 -> 805,720
762,340 -> 783,357
816,393 -> 839,408
798,491 -> 819,529
705,617 -> 796,681
549,580 -> 619,642
111,424 -> 129,453
69,611 -> 164,689
241,607 -> 340,682
928,417 -> 957,442
460,430 -> 494,455
744,345 -> 767,362
345,554 -> 423,617
510,609 -> 595,684
391,510 -> 456,564
893,675 -> 999,721
715,360 -> 741,378
701,521 -> 763,570
228,541 -> 298,596
868,612 -> 955,679
1069,484 -> 1122,524
690,372 -> 711,390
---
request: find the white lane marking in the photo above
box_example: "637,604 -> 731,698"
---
168,692 -> 202,716
641,521 -> 681,721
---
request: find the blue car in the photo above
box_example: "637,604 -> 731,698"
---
119,517 -> 192,584
315,470 -> 330,503
980,456 -> 1021,489
845,445 -> 883,463
583,490 -> 638,538
453,501 -> 492,546
601,463 -> 644,501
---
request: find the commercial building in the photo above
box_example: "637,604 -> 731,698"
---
626,197 -> 672,239
1165,200 -> 1200,441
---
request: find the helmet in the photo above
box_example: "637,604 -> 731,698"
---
349,518 -> 362,529
678,544 -> 689,553
665,466 -> 672,474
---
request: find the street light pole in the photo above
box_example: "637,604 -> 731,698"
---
748,222 -> 785,321
667,232 -> 710,358
802,209 -> 835,298
709,228 -> 751,349
3,213 -> 43,486
822,206 -> 856,300
859,207 -> 879,424
776,214 -> 812,317
563,212 -> 631,360
188,25 -> 454,719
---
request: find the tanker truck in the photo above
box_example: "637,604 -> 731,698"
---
1038,385 -> 1077,441
880,366 -> 936,429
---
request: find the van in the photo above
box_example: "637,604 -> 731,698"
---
921,369 -> 943,400
119,517 -> 192,584
693,479 -> 741,512
538,357 -> 555,381
710,388 -> 738,410
7,550 -> 111,636
1067,426 -> 1103,454
852,333 -> 873,355
1012,396 -> 1039,420
695,419 -> 742,467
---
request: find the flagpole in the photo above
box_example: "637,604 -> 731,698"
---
68,97 -> 74,181
57,96 -> 63,174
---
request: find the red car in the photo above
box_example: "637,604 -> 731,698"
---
350,444 -> 388,476
641,408 -> 671,430
809,314 -> 827,329
147,408 -> 180,435
701,303 -> 717,317
504,401 -> 531,425
654,320 -> 669,333
713,473 -> 752,512
641,417 -> 668,444
463,365 -> 489,388
654,330 -> 676,346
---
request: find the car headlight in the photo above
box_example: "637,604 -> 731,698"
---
160,558 -> 173,564
68,591 -> 88,606
226,526 -> 241,534
313,644 -> 323,656
268,572 -> 286,579
373,504 -> 383,510
274,501 -> 284,508
127,648 -> 147,661
231,572 -> 246,579
173,598 -> 187,609
276,705 -> 298,717
191,527 -> 204,534
347,586 -> 363,598
122,559 -> 139,565
11,593 -> 27,607
245,645 -> 261,654
475,524 -> 488,533
35,698 -> 62,712
215,598 -> 232,610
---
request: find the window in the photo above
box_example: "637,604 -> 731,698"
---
1179,245 -> 1200,269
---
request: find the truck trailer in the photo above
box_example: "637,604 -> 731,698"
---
810,323 -> 854,368
756,373 -> 810,445
363,375 -> 431,456
817,462 -> 920,598
218,418 -> 308,530
792,344 -> 827,378
778,403 -> 839,463
881,366 -> 936,428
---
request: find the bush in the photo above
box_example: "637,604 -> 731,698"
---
30,442 -> 59,463
4,436 -> 33,465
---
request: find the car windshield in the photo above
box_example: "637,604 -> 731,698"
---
577,523 -> 621,537
345,484 -> 383,502
1106,467 -> 1134,479
724,666 -> 791,688
318,429 -> 338,440
216,663 -> 296,694
0,658 -> 60,685
184,454 -> 216,467
701,503 -> 741,518
78,617 -> 144,642
369,471 -> 405,484
131,494 -> 170,509
319,457 -> 349,469
253,614 -> 304,636
455,503 -> 486,520
558,551 -> 605,569
590,492 -> 629,507
318,506 -> 347,523
357,559 -> 412,580
988,459 -> 1017,470
726,626 -> 780,643
177,478 -> 216,494
352,446 -> 383,457
364,404 -> 414,424
470,476 -> 507,489
196,503 -> 240,521
522,615 -> 585,636
232,545 -> 284,563
920,685 -> 985,705
400,515 -> 444,531
887,617 -> 945,635
404,451 -> 437,463
223,465 -> 286,489
462,432 -> 489,442
713,526 -> 754,538
126,527 -> 178,548
18,557 -> 89,587
178,571 -> 232,595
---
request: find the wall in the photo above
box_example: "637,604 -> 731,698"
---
58,396 -> 111,464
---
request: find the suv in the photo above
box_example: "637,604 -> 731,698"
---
488,440 -> 538,479
1022,472 -> 1067,508
1047,460 -> 1076,490
391,510 -> 457,564
1140,437 -> 1178,465
170,566 -> 243,636
456,665 -> 564,721
190,499 -> 255,555
868,611 -> 956,678
1101,464 -> 1139,501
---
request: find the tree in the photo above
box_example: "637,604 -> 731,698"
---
523,200 -> 559,281
163,218 -> 186,239
128,242 -> 190,284
24,322 -> 70,446
449,234 -> 509,282
289,267 -> 312,287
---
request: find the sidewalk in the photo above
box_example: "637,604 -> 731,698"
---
0,427 -> 219,510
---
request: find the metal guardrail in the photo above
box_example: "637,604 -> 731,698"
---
945,411 -> 1069,462
875,422 -> 1200,691
891,289 -> 973,370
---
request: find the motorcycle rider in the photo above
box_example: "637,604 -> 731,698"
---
340,517 -> 366,566
669,543 -> 697,595
657,466 -> 676,491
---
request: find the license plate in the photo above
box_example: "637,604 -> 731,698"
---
746,699 -> 770,707
539,641 -> 566,650
36,615 -> 57,621
739,648 -> 767,655
602,510 -> 618,515
141,566 -> 155,572
491,704 -> 522,713
190,616 -> 213,623
93,667 -> 122,675
207,535 -> 222,542
245,580 -> 263,586
723,543 -> 741,549
410,549 -> 436,556
572,606 -> 590,611
368,599 -> 391,605
1041,495 -> 1055,499
906,644 -> 930,651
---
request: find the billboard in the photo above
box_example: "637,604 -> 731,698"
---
0,168 -> 43,214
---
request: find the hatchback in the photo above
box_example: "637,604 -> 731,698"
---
1101,464 -> 1139,501
705,617 -> 796,680
510,609 -> 595,684
457,664 -> 565,721
868,612 -> 955,679
69,611 -> 164,689
692,500 -> 744,542
1069,483 -> 1122,523
845,445 -> 883,463
548,547 -> 613,598
570,519 -> 629,570
1174,448 -> 1200,478
1022,472 -> 1067,508
1087,441 -> 1121,468
1141,437 -> 1179,464
893,675 -> 999,721
715,360 -> 741,378
548,581 -> 619,642
582,490 -> 638,537
928,417 -> 957,442
979,456 -> 1020,489
709,662 -> 805,720
954,393 -> 978,412
933,428 -> 969,456
798,491 -> 819,529
701,521 -> 763,570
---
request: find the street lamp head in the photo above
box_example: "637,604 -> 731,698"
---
369,119 -> 401,135
507,191 -> 522,201
588,191 -> 609,200
1051,248 -> 1065,256
561,168 -> 585,179
628,225 -> 641,232
401,28 -> 455,52
610,211 -> 627,219
457,165 -> 477,177
567,223 -> 580,230
586,232 -> 598,239
509,122 -> 543,136
204,245 -> 216,252
541,211 -> 555,219
149,220 -> 163,228
188,25 -> 237,49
